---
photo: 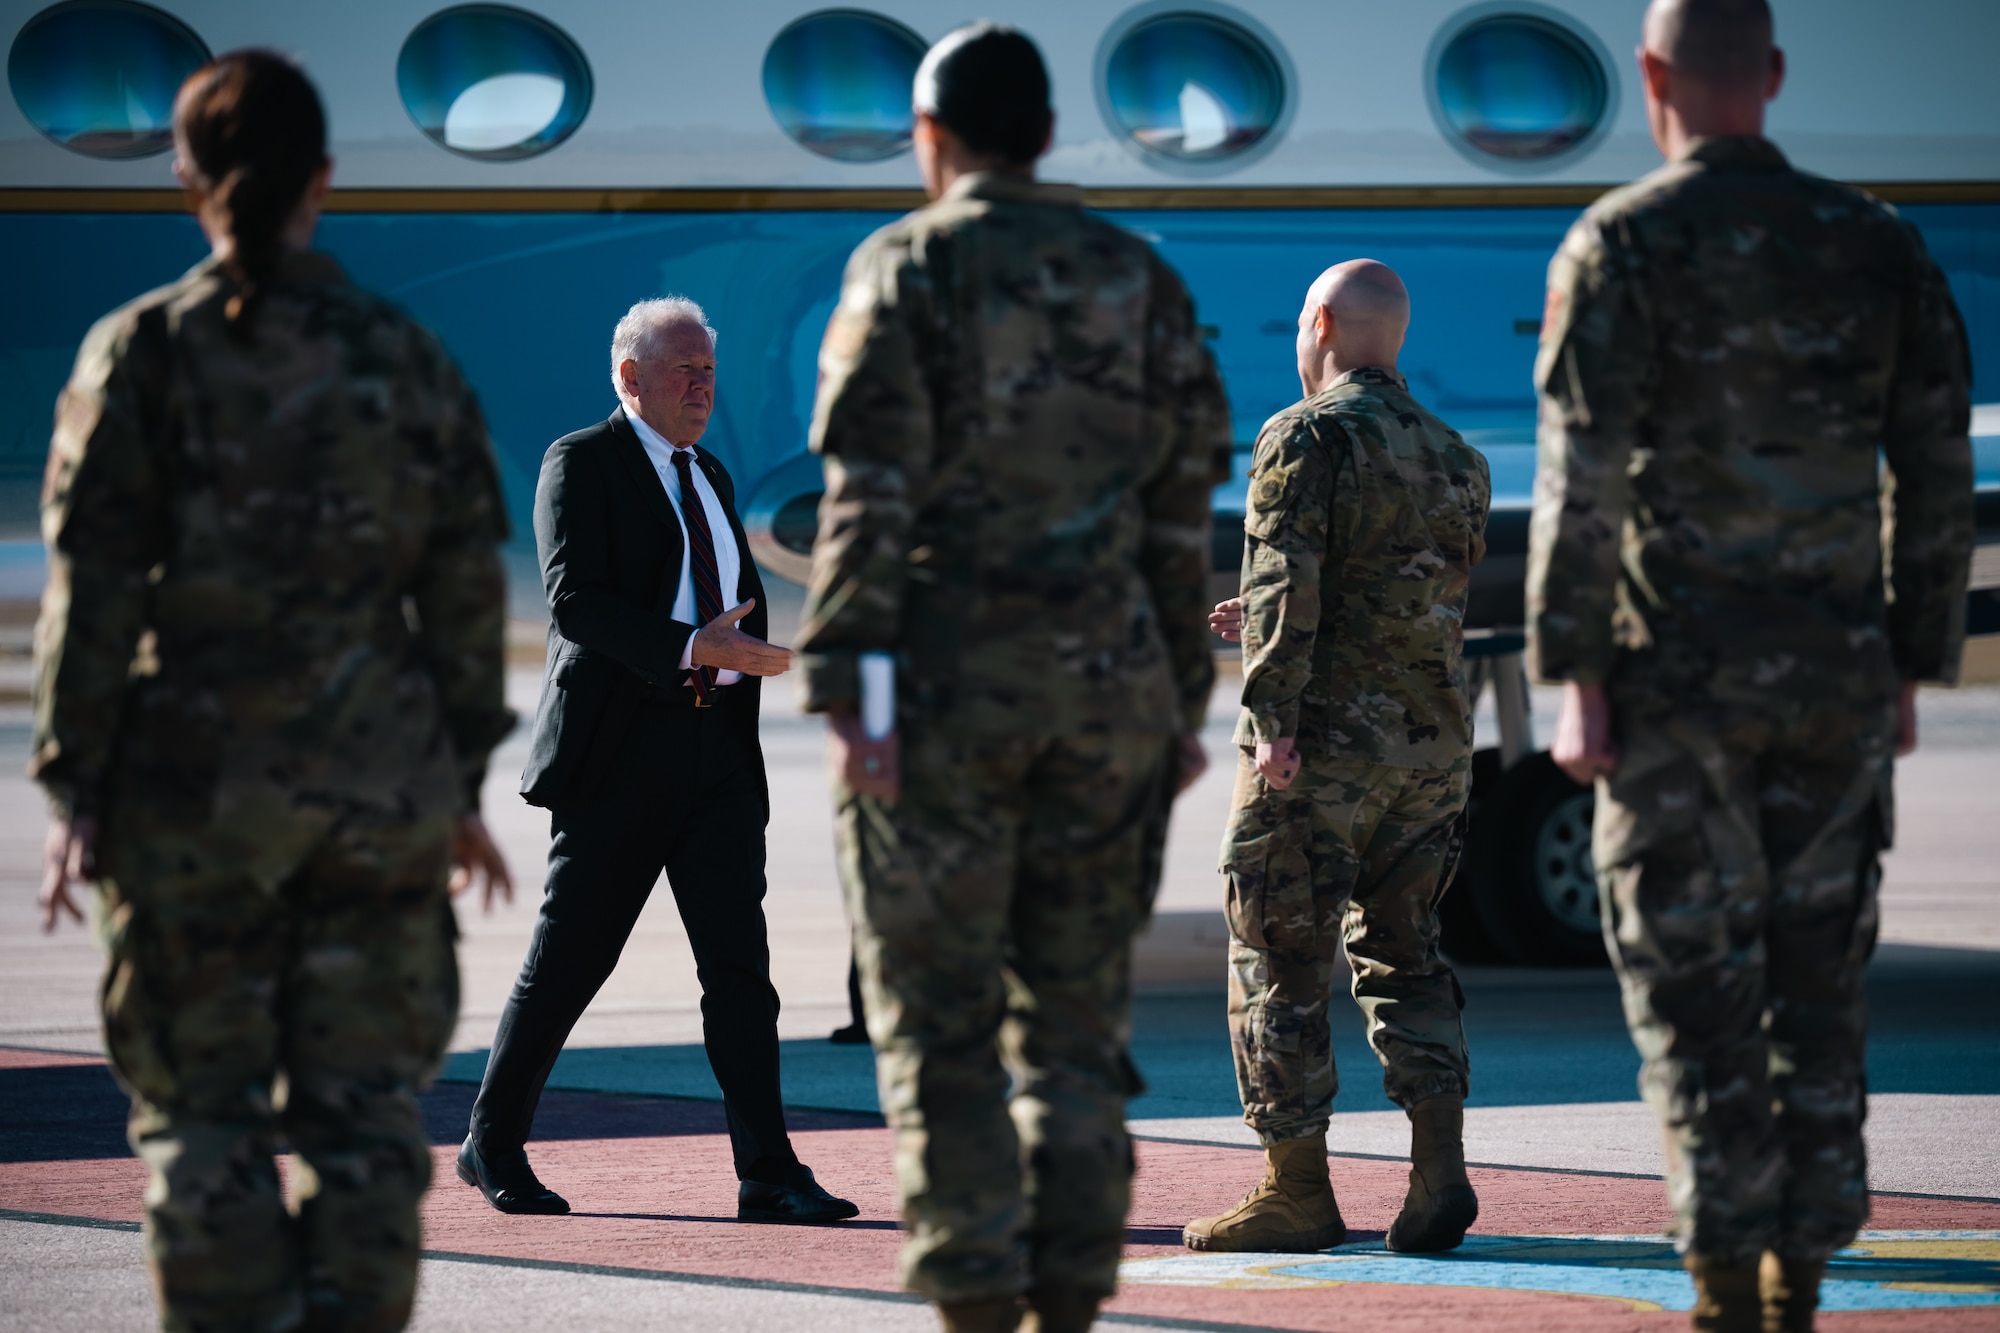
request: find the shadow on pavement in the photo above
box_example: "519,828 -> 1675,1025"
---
7,942 -> 1993,1165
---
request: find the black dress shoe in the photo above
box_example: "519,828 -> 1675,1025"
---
457,1138 -> 570,1215
737,1164 -> 859,1224
827,1021 -> 870,1045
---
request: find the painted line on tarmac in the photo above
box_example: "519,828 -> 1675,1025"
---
429,1070 -> 892,1126
0,1206 -> 140,1232
1867,1187 -> 2000,1203
0,1210 -> 1308,1333
1126,1136 -> 2000,1203
419,1250 -> 927,1307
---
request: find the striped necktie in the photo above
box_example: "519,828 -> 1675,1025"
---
672,448 -> 725,705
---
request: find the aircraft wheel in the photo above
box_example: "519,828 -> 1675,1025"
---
1468,753 -> 1609,967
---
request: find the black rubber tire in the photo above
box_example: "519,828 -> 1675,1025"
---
1437,748 -> 1510,964
1467,752 -> 1609,967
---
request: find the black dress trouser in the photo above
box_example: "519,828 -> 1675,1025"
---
468,689 -> 798,1182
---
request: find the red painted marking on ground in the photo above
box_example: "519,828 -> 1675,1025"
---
422,1127 -> 906,1285
1135,1139 -> 1682,1243
0,1045 -> 103,1070
1117,1142 -> 1782,1331
1870,1193 -> 2000,1228
1109,1141 -> 2000,1331
420,1132 -> 1698,1291
1,1157 -> 145,1223
420,1131 -> 2000,1329
9,1100 -> 2000,1331
1110,1283 -> 1693,1331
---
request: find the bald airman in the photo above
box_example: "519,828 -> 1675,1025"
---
1185,258 -> 1491,1256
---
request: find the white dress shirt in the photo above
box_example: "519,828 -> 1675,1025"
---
624,405 -> 745,687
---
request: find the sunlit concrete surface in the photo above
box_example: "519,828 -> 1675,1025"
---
0,1216 -> 152,1333
0,1217 -> 1224,1333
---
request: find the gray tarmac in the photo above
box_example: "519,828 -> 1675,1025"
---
0,1217 -> 1214,1333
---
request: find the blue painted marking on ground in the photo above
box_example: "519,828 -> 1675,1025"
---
1281,1250 -> 1699,1310
1274,1253 -> 2000,1312
1120,1235 -> 2000,1311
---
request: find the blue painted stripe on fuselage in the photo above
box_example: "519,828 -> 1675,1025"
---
0,203 -> 1993,541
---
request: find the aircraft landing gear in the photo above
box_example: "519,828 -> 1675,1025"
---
1441,635 -> 1608,967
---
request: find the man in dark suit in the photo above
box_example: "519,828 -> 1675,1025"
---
458,297 -> 857,1225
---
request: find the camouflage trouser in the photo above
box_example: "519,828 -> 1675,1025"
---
1221,752 -> 1470,1144
834,727 -> 1174,1304
1597,685 -> 1892,1266
97,826 -> 459,1332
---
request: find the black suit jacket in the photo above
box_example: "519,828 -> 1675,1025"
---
520,408 -> 767,809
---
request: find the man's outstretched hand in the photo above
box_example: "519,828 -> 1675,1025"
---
692,599 -> 794,677
1209,597 -> 1245,643
450,814 -> 513,912
38,814 -> 95,932
1552,680 -> 1618,786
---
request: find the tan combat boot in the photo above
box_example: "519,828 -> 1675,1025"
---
1385,1095 -> 1479,1252
1759,1252 -> 1825,1333
1686,1256 -> 1762,1332
1020,1283 -> 1100,1333
935,1298 -> 1021,1333
1181,1135 -> 1346,1252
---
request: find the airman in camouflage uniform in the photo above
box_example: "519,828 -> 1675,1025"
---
1527,2 -> 1973,1325
797,25 -> 1227,1333
34,245 -> 511,1331
1185,260 -> 1490,1259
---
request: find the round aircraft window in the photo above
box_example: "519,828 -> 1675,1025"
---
743,452 -> 826,586
1098,9 -> 1288,171
7,0 -> 210,160
763,10 -> 927,162
1430,8 -> 1612,165
397,5 -> 592,161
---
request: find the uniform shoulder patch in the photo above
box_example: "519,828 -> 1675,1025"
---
1244,411 -> 1336,540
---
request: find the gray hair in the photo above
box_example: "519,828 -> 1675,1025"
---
610,296 -> 718,394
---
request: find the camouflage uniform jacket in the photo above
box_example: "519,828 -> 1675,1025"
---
1236,366 -> 1490,772
1527,136 -> 1974,695
33,252 -> 512,885
798,172 -> 1231,735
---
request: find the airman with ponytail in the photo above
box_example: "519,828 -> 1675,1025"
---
32,49 -> 514,1332
172,50 -> 331,333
